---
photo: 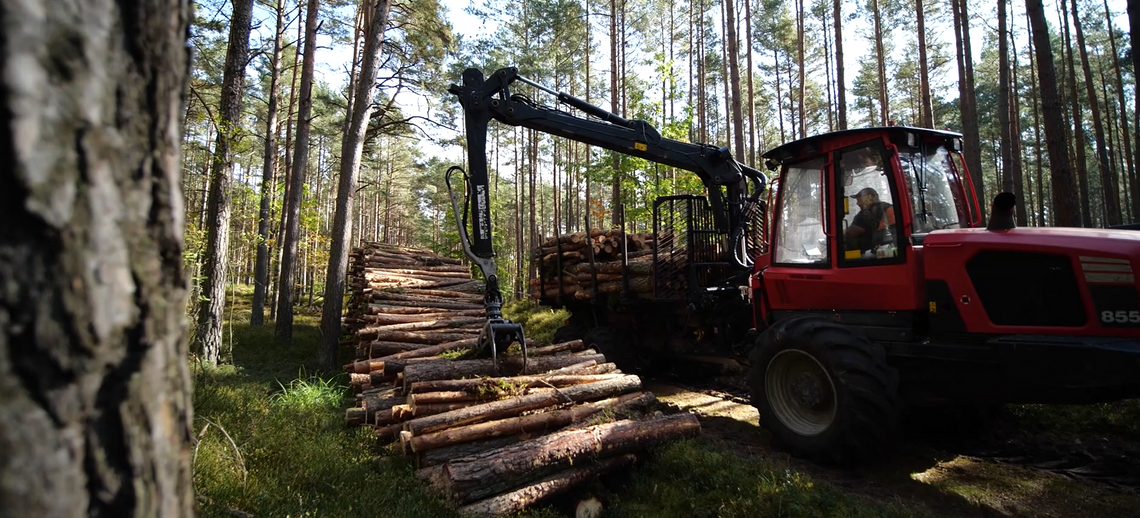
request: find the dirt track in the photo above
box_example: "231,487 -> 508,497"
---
644,374 -> 1140,518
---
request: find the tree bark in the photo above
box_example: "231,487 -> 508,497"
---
0,0 -> 195,514
408,392 -> 655,453
401,354 -> 609,390
194,0 -> 255,363
406,373 -> 622,394
402,375 -> 642,436
276,0 -> 321,341
1027,0 -> 1079,226
458,455 -> 636,517
253,0 -> 287,326
430,413 -> 700,504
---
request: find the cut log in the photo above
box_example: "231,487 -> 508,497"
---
366,297 -> 483,311
370,341 -> 438,357
369,337 -> 544,363
367,304 -> 458,315
370,267 -> 471,277
360,329 -> 475,345
401,354 -> 608,390
416,435 -> 520,469
525,340 -> 584,356
374,423 -> 403,443
356,316 -> 484,334
362,393 -> 402,424
360,310 -> 484,326
433,412 -> 701,504
407,392 -> 657,453
406,373 -> 624,395
401,374 -> 642,436
345,407 -> 367,426
457,454 -> 636,517
575,260 -> 653,276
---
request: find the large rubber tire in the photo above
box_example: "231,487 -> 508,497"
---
747,316 -> 902,466
582,327 -> 637,372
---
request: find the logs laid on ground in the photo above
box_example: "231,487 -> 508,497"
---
529,229 -> 662,303
340,241 -> 701,517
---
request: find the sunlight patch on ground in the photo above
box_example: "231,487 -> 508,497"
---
646,382 -> 760,424
909,456 -> 1140,518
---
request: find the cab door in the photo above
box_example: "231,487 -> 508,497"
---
762,140 -> 918,313
827,140 -> 918,311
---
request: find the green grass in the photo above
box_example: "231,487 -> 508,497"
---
191,287 -> 458,518
503,299 -> 570,344
191,286 -> 928,518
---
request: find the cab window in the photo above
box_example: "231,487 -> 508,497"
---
898,144 -> 969,234
773,157 -> 829,266
837,143 -> 901,262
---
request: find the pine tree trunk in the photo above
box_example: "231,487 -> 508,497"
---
195,0 -> 255,363
1026,7 -> 1046,226
833,0 -> 847,130
796,0 -> 806,137
1027,0 -> 1079,226
320,0 -> 392,370
953,0 -> 985,217
726,0 -> 745,159
872,0 -> 888,125
1130,0 -> 1140,219
1071,0 -> 1120,226
745,0 -> 756,163
916,0 -> 933,128
0,0 -> 195,513
253,0 -> 287,326
610,0 -> 621,226
1009,35 -> 1027,226
1102,0 -> 1135,221
277,0 -> 321,341
1060,0 -> 1093,226
997,0 -> 1013,197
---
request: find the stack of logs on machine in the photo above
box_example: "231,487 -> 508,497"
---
342,242 -> 701,517
529,229 -> 657,302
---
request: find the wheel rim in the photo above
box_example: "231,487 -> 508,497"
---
765,349 -> 837,436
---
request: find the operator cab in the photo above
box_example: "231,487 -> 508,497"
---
757,127 -> 981,320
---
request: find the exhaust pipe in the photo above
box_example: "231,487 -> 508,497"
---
986,192 -> 1017,231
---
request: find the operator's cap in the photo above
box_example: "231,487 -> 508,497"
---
850,187 -> 878,199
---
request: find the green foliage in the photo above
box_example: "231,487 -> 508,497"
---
191,315 -> 459,518
608,439 -> 925,518
501,298 -> 570,344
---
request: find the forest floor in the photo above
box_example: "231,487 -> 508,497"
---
190,286 -> 1140,518
644,365 -> 1140,518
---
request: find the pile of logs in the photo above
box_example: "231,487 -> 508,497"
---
341,242 -> 702,516
341,242 -> 483,343
529,229 -> 657,302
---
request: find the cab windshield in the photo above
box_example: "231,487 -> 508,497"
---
897,144 -> 970,234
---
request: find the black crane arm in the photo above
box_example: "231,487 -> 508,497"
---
448,66 -> 766,257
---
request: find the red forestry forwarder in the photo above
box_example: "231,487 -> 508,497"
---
445,66 -> 1140,465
